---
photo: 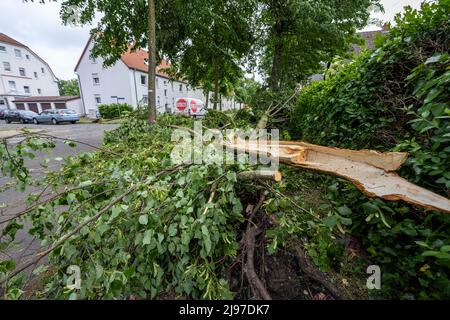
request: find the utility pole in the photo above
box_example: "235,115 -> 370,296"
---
147,0 -> 157,124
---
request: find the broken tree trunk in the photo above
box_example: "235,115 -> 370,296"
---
238,170 -> 282,182
222,139 -> 450,214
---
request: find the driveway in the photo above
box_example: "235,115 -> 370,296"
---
0,122 -> 118,283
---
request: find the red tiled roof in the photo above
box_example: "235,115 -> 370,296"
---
0,33 -> 58,81
75,36 -> 182,81
0,33 -> 27,48
352,29 -> 389,57
120,49 -> 174,79
13,96 -> 80,103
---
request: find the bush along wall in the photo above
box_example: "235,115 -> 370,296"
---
98,103 -> 133,119
288,0 -> 449,299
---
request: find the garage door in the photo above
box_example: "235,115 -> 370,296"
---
15,103 -> 25,110
55,103 -> 66,109
41,103 -> 51,110
28,103 -> 39,113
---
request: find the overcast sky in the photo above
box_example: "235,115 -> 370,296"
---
0,0 -> 424,80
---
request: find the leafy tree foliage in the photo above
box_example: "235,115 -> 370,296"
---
257,0 -> 381,90
58,79 -> 80,96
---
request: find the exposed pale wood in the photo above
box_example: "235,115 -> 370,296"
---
222,139 -> 450,214
238,170 -> 282,182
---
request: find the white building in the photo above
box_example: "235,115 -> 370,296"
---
0,33 -> 59,109
75,37 -> 241,115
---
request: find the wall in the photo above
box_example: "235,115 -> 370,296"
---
76,40 -> 132,115
0,41 -> 59,109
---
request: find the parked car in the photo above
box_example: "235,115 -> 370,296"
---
0,108 -> 9,120
4,110 -> 38,124
34,109 -> 80,125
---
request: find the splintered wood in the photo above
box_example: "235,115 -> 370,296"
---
224,139 -> 450,214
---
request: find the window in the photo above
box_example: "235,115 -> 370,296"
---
19,67 -> 26,77
3,61 -> 11,71
25,54 -> 30,60
156,78 -> 159,89
0,99 -> 5,105
37,88 -> 42,94
92,57 -> 97,64
140,75 -> 146,85
164,80 -> 167,86
8,81 -> 16,90
41,67 -> 45,74
179,84 -> 183,92
164,89 -> 167,97
24,86 -> 30,94
34,72 -> 38,79
14,49 -> 22,58
157,96 -> 160,105
0,46 -> 6,52
94,95 -> 101,104
92,74 -> 100,85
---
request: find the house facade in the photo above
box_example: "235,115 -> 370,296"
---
75,37 -> 241,116
0,33 -> 59,109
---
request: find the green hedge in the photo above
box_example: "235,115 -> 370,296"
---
288,0 -> 450,299
98,103 -> 133,119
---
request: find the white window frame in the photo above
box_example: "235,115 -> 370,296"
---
3,61 -> 11,72
8,81 -> 16,90
14,49 -> 22,58
141,75 -> 146,86
19,67 -> 26,77
92,74 -> 100,85
41,67 -> 45,74
24,86 -> 30,94
34,71 -> 38,79
37,88 -> 42,94
94,95 -> 101,104
0,46 -> 6,53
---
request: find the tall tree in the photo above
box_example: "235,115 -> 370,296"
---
258,0 -> 381,90
58,79 -> 80,96
147,0 -> 157,123
166,0 -> 257,110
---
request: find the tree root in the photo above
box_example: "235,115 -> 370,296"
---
294,246 -> 346,300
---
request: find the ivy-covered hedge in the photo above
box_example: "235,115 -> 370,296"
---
288,0 -> 449,299
98,103 -> 133,119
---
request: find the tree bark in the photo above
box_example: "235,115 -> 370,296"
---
213,77 -> 219,110
237,170 -> 282,182
269,37 -> 283,91
147,0 -> 157,124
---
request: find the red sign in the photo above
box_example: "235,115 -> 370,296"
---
176,98 -> 187,111
190,100 -> 198,113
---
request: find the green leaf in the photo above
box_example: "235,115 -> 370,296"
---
138,214 -> 148,225
168,224 -> 177,237
143,230 -> 153,245
337,205 -> 352,216
322,216 -> 337,228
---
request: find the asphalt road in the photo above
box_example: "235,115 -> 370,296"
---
0,122 -> 118,282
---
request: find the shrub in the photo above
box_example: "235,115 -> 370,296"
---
98,103 -> 133,119
287,0 -> 450,299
